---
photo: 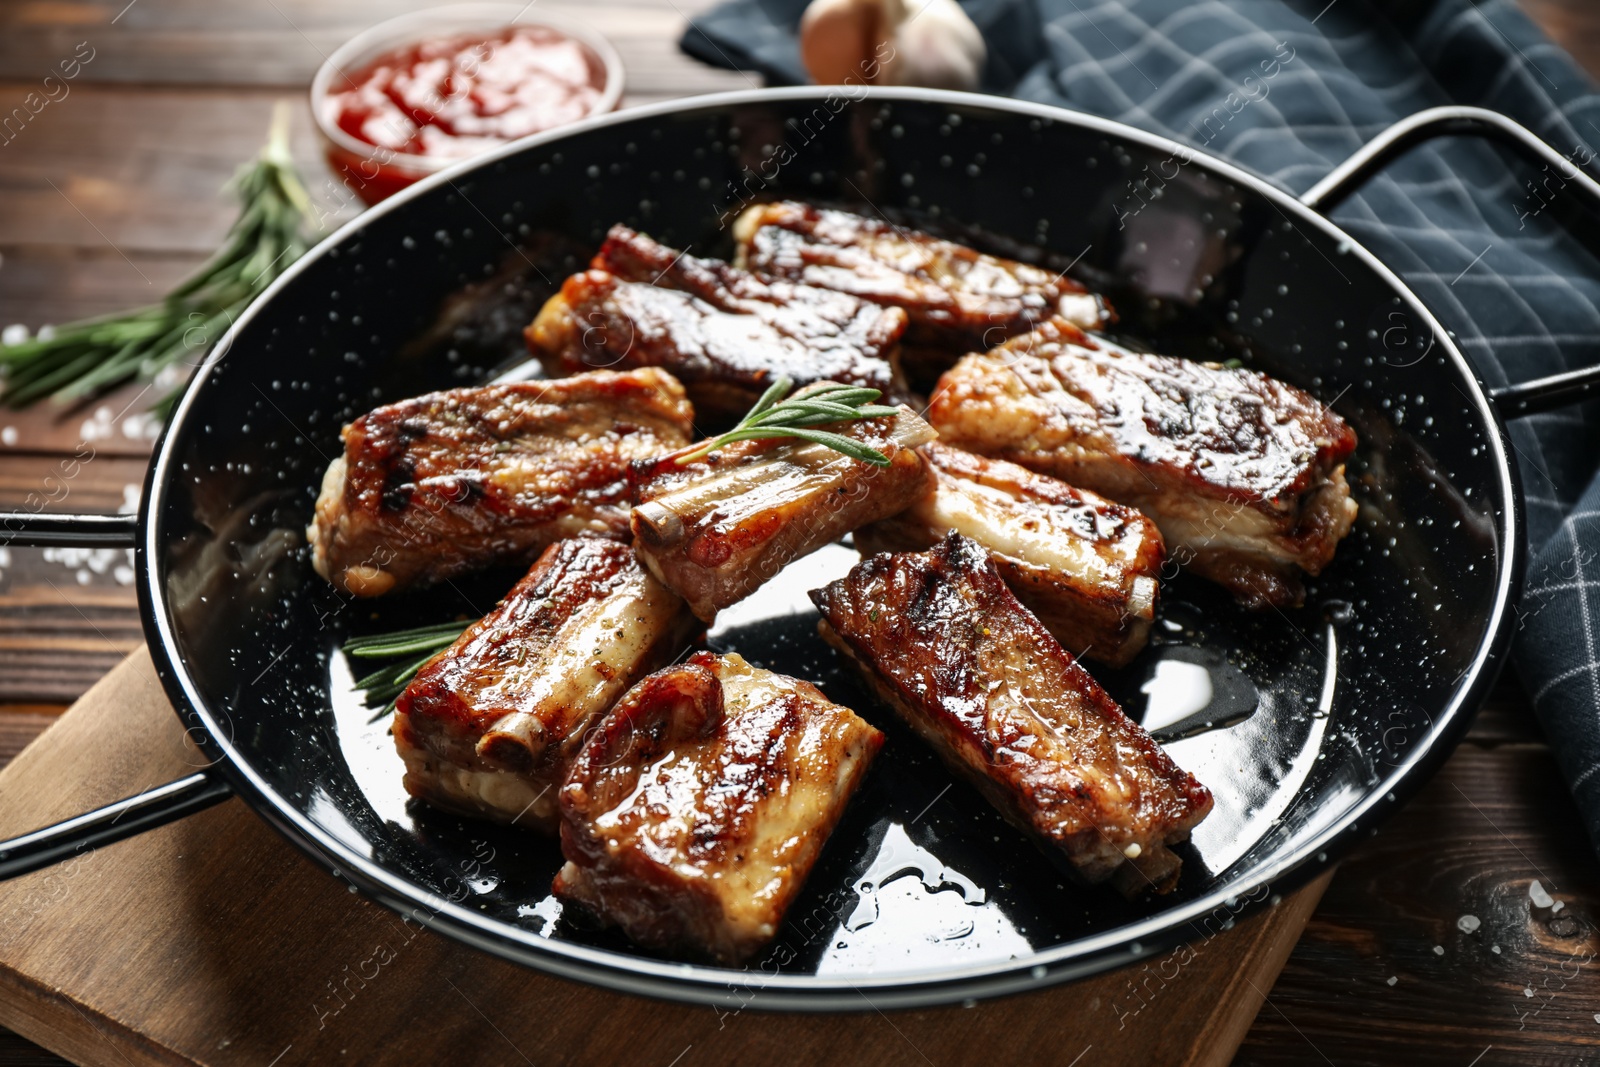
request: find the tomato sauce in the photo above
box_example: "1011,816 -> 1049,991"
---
326,26 -> 608,164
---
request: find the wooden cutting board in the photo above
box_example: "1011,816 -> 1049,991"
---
0,650 -> 1328,1067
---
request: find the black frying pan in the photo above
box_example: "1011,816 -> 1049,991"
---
4,89 -> 1598,1011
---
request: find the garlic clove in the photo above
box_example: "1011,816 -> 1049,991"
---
800,0 -> 894,87
880,0 -> 986,91
800,0 -> 986,92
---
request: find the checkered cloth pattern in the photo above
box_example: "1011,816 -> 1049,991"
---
683,0 -> 1600,854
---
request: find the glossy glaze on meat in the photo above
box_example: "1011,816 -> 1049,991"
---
308,369 -> 694,597
524,225 -> 908,424
630,407 -> 936,621
732,201 -> 1113,351
554,651 -> 883,964
811,532 -> 1212,895
856,444 -> 1164,667
927,319 -> 1359,608
393,539 -> 696,831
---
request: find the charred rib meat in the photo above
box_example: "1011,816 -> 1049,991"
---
554,651 -> 883,964
732,201 -> 1113,351
309,369 -> 694,597
811,532 -> 1213,896
855,443 -> 1164,667
525,225 -> 908,424
393,538 -> 696,831
926,319 -> 1358,608
630,407 -> 936,621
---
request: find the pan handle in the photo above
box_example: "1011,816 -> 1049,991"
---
0,770 -> 232,881
0,511 -> 139,548
1301,105 -> 1600,419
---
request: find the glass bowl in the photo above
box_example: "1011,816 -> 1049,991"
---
311,3 -> 625,205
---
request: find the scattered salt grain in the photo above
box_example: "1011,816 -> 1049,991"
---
1530,880 -> 1556,908
122,411 -> 160,441
1386,976 -> 1397,987
80,406 -> 116,442
1457,914 -> 1481,933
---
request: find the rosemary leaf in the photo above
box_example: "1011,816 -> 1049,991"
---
675,377 -> 899,466
722,426 -> 896,464
345,620 -> 472,656
343,619 -> 474,720
743,374 -> 792,420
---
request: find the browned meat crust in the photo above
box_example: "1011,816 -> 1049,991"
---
732,201 -> 1113,352
524,225 -> 909,424
855,443 -> 1164,667
308,369 -> 694,597
554,651 -> 883,964
811,532 -> 1213,896
630,407 -> 937,621
926,319 -> 1359,609
393,539 -> 696,832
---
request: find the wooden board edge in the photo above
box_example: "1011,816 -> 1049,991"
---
1186,870 -> 1334,1067
0,964 -> 188,1067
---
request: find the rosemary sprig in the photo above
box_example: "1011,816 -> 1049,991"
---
344,620 -> 473,720
0,101 -> 320,414
675,377 -> 901,466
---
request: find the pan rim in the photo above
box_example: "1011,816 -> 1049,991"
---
139,85 -> 1524,1010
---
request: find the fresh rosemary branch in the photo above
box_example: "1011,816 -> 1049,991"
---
675,377 -> 901,466
0,101 -> 319,413
344,620 -> 472,720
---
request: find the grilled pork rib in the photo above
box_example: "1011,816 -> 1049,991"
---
309,369 -> 693,597
811,532 -> 1212,896
524,225 -> 908,424
855,444 -> 1164,667
554,651 -> 883,964
630,407 -> 936,621
927,319 -> 1358,608
732,201 -> 1113,351
393,539 -> 696,831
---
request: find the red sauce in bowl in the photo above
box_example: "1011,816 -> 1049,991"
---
326,26 -> 608,163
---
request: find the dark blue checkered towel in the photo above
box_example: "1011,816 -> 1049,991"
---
683,0 -> 1600,853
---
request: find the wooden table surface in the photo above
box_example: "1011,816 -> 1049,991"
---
2,2 -> 1599,1064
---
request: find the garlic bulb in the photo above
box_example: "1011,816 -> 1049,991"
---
800,0 -> 986,92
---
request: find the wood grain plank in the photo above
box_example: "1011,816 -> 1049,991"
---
0,534 -> 143,703
0,713 -> 56,772
0,79 -> 742,264
0,378 -> 167,459
0,453 -> 149,509
0,0 -> 756,91
1235,744 -> 1600,1066
0,446 -> 146,705
0,247 -> 209,334
1468,679 -> 1546,745
0,88 -> 362,254
0,1028 -> 68,1067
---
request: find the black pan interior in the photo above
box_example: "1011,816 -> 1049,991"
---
146,91 -> 1513,1004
